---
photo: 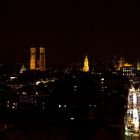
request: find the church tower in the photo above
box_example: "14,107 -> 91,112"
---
83,54 -> 89,72
39,47 -> 46,71
30,47 -> 36,70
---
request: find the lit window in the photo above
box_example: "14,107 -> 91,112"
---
101,78 -> 104,81
12,106 -> 15,109
22,92 -> 27,95
70,117 -> 75,120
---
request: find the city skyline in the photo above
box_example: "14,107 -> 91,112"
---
0,2 -> 140,139
0,1 -> 140,66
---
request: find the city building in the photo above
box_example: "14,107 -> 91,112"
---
116,58 -> 140,137
29,46 -> 46,71
30,47 -> 36,70
83,54 -> 89,72
39,47 -> 46,71
125,86 -> 140,136
120,63 -> 136,78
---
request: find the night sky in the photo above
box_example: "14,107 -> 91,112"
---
0,1 -> 140,66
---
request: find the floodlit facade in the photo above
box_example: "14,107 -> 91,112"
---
29,46 -> 46,71
83,54 -> 89,72
39,47 -> 46,71
30,47 -> 36,70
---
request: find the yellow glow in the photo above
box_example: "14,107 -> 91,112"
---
39,47 -> 46,71
123,63 -> 132,67
30,47 -> 36,70
83,54 -> 89,72
137,62 -> 140,70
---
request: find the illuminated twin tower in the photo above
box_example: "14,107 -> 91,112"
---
30,46 -> 46,71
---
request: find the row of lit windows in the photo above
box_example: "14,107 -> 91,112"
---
123,69 -> 133,72
122,67 -> 135,70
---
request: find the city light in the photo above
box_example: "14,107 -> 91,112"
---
125,86 -> 140,135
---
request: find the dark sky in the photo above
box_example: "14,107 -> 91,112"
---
0,1 -> 140,66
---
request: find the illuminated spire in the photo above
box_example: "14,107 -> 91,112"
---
83,53 -> 89,72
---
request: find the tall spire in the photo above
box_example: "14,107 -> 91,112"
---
83,53 -> 89,72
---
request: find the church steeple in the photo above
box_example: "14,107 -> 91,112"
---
83,53 -> 89,72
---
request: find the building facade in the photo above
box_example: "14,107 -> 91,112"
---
29,46 -> 46,71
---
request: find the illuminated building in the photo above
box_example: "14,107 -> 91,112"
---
125,86 -> 140,135
39,47 -> 46,71
83,54 -> 89,72
30,47 -> 36,70
29,46 -> 46,71
120,63 -> 136,78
